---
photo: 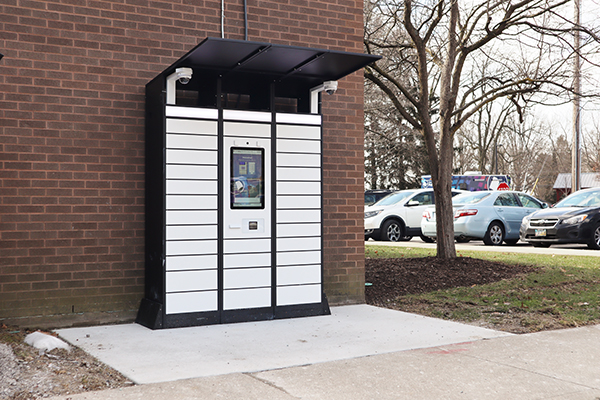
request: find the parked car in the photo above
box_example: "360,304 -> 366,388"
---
365,189 -> 393,206
520,187 -> 600,249
421,190 -> 547,245
365,188 -> 465,242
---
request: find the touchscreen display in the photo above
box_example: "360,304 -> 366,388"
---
231,148 -> 264,209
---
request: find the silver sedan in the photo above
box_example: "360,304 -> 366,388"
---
421,190 -> 547,245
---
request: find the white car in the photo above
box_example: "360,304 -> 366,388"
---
365,188 -> 465,242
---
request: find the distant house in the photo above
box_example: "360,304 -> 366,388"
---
553,173 -> 600,202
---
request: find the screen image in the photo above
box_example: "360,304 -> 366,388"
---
231,148 -> 265,209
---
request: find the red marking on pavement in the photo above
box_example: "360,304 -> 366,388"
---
427,348 -> 469,355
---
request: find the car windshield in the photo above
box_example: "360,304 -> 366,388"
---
555,190 -> 600,208
452,191 -> 491,205
374,190 -> 416,206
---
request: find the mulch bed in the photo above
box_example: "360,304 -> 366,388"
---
365,256 -> 538,305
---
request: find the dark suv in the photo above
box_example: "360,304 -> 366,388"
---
365,189 -> 393,206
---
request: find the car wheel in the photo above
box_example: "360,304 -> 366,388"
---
483,222 -> 504,246
504,239 -> 519,246
419,234 -> 435,243
532,242 -> 551,248
587,223 -> 600,250
381,220 -> 404,242
456,237 -> 470,243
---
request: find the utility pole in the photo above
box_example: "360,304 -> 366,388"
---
572,0 -> 582,194
493,142 -> 503,175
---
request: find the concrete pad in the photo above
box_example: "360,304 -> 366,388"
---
55,305 -> 510,384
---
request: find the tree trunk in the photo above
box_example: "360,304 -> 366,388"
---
432,0 -> 459,260
433,140 -> 457,259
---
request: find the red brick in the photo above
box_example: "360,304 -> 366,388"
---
1,0 -> 366,326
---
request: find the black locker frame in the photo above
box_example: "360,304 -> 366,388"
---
137,38 -> 380,329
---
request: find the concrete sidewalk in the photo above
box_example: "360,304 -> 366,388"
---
50,306 -> 600,399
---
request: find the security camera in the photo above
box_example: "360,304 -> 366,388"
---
309,80 -> 339,113
166,67 -> 194,104
322,81 -> 338,95
175,67 -> 193,85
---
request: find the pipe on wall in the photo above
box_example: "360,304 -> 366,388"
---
221,0 -> 248,40
244,0 -> 248,40
221,0 -> 225,38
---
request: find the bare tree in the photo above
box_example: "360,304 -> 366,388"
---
453,134 -> 479,174
582,116 -> 600,172
501,116 -> 551,193
365,78 -> 429,190
457,98 -> 514,174
548,134 -> 574,200
365,0 -> 600,259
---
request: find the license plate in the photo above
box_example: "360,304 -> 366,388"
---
535,229 -> 546,237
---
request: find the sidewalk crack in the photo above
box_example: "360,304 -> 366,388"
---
245,372 -> 301,399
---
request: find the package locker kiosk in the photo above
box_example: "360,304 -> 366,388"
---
138,38 -> 380,329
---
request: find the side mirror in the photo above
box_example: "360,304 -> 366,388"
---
542,202 -> 549,209
406,200 -> 420,207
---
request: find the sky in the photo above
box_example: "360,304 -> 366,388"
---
534,0 -> 600,141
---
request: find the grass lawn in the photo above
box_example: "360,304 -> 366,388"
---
365,245 -> 600,333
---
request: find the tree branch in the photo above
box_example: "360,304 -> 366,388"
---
364,67 -> 423,130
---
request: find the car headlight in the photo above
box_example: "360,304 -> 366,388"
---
365,210 -> 382,219
561,214 -> 588,225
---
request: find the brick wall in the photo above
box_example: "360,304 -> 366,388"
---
0,0 -> 366,328
321,72 -> 366,305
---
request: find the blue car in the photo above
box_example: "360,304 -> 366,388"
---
421,190 -> 548,245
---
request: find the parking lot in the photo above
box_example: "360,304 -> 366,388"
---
365,238 -> 600,257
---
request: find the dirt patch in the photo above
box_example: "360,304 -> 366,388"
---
364,256 -> 548,333
365,256 -> 537,304
0,325 -> 133,400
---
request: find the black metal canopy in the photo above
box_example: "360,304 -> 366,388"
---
164,37 -> 380,85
